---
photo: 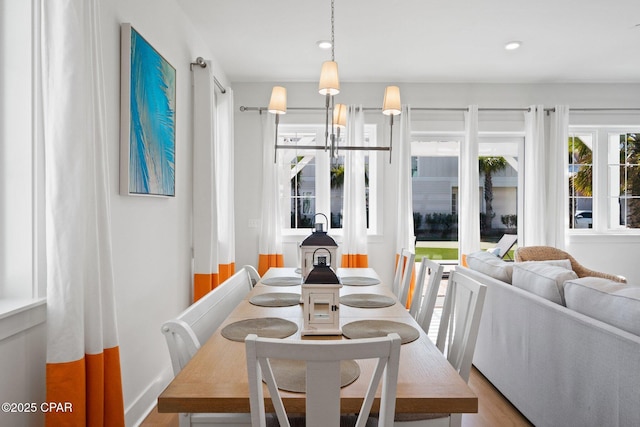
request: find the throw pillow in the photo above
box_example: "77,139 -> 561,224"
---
466,251 -> 513,284
486,247 -> 501,257
564,278 -> 640,336
511,263 -> 578,305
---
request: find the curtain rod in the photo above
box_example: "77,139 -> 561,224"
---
240,106 -> 640,113
190,57 -> 227,94
239,106 -> 552,113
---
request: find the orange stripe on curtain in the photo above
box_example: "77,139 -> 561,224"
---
46,347 -> 124,427
218,262 -> 235,284
395,253 -> 417,309
194,263 -> 236,302
194,273 -> 219,302
258,253 -> 284,276
341,254 -> 369,268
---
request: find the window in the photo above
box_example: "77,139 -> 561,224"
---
278,124 -> 378,234
411,133 -> 522,261
608,133 -> 640,229
568,127 -> 640,232
568,131 -> 594,229
1,0 -> 43,300
411,137 -> 461,261
0,0 -> 46,338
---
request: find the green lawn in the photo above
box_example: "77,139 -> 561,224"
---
415,247 -> 458,261
415,246 -> 516,262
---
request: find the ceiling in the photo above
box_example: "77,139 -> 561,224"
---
176,0 -> 640,84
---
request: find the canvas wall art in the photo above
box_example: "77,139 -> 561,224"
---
120,23 -> 176,197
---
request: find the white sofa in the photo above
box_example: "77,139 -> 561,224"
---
456,253 -> 640,427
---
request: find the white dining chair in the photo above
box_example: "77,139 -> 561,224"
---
242,264 -> 261,288
394,270 -> 487,427
245,333 -> 402,427
409,258 -> 444,336
161,268 -> 254,427
393,248 -> 415,307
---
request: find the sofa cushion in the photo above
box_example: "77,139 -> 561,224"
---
466,251 -> 513,284
564,278 -> 640,336
511,263 -> 578,305
516,259 -> 573,270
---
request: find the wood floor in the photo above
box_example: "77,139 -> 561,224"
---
140,366 -> 532,427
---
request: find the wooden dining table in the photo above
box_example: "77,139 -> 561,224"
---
157,267 -> 477,415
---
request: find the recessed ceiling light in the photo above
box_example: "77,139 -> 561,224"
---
317,40 -> 332,49
505,41 -> 522,51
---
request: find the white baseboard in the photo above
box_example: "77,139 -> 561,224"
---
126,366 -> 173,427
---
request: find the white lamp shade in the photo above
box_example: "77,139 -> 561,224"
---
268,86 -> 287,114
382,86 -> 401,116
333,103 -> 347,128
318,61 -> 340,96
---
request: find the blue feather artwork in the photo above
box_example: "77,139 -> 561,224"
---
129,28 -> 176,196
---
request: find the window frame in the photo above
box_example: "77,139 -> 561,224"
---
410,132 -> 524,238
568,126 -> 640,234
0,0 -> 47,339
277,123 -> 381,238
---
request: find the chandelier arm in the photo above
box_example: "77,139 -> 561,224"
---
388,115 -> 394,164
324,94 -> 331,150
273,113 -> 280,163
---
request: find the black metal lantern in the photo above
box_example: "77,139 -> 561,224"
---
304,249 -> 340,285
299,213 -> 338,280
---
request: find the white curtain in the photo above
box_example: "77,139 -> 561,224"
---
460,105 -> 481,261
395,105 -> 415,254
192,63 -> 220,301
547,105 -> 569,249
216,87 -> 236,280
340,105 -> 368,267
523,105 -> 547,246
42,0 -> 124,425
258,112 -> 284,275
192,64 -> 235,301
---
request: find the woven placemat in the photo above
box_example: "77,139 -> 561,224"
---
261,277 -> 302,286
339,294 -> 396,308
339,276 -> 380,286
267,359 -> 360,393
249,293 -> 301,307
221,318 -> 298,342
342,320 -> 420,344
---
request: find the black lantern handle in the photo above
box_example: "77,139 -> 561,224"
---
314,213 -> 329,232
312,247 -> 332,267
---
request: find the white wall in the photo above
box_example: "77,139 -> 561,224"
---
102,1 -> 229,424
233,82 -> 640,286
0,321 -> 46,427
0,0 -> 227,424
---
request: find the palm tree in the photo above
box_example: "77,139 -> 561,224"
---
568,136 -> 593,227
479,157 -> 508,231
569,136 -> 593,196
622,133 -> 640,227
330,164 -> 344,189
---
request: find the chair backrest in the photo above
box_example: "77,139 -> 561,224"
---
393,248 -> 415,306
242,264 -> 261,288
161,267 -> 252,376
435,270 -> 487,383
410,258 -> 444,334
514,245 -> 627,283
493,234 -> 518,260
245,333 -> 402,427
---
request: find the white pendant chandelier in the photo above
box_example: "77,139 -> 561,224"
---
267,0 -> 401,162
